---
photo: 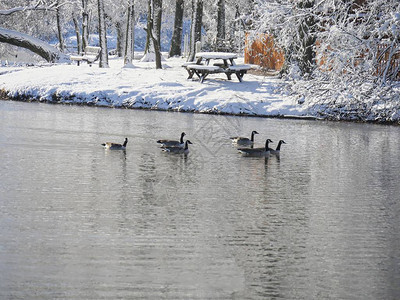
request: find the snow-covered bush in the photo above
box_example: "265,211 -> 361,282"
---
250,0 -> 400,122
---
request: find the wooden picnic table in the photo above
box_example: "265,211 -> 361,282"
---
183,52 -> 251,83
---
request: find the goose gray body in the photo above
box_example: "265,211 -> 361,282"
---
238,139 -> 273,157
162,140 -> 192,154
157,132 -> 186,148
230,131 -> 259,146
270,140 -> 286,155
102,138 -> 128,150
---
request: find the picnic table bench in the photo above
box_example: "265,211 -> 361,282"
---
70,46 -> 101,66
183,52 -> 251,83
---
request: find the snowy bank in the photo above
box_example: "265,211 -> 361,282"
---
0,56 -> 305,117
0,56 -> 399,124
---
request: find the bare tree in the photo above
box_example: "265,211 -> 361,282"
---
115,20 -> 124,57
153,0 -> 163,52
124,0 -> 135,65
72,14 -> 82,54
169,0 -> 184,57
144,0 -> 162,69
97,0 -> 109,67
56,0 -> 64,52
82,0 -> 90,50
0,1 -> 67,62
188,0 -> 203,62
215,0 -> 225,51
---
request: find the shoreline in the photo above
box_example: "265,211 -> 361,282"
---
2,92 -> 399,126
0,57 -> 399,126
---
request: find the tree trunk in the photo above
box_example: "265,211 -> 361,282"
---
72,15 -> 82,54
56,0 -> 64,52
124,0 -> 135,65
97,0 -> 109,68
116,21 -> 124,57
152,34 -> 162,69
144,0 -> 152,54
149,0 -> 162,69
144,0 -> 162,69
0,27 -> 64,62
82,0 -> 89,50
169,0 -> 184,57
216,0 -> 225,51
188,0 -> 203,62
153,0 -> 162,52
297,0 -> 316,74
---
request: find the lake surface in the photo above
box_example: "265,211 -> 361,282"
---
0,100 -> 399,299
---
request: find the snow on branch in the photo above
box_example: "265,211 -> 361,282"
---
0,2 -> 57,16
0,27 -> 67,62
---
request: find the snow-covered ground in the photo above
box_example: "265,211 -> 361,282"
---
0,55 -> 307,117
0,55 -> 399,124
0,58 -> 305,115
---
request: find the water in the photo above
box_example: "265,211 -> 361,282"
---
0,100 -> 399,299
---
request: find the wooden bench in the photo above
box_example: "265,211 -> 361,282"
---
227,65 -> 252,82
70,46 -> 101,66
186,64 -> 225,83
182,62 -> 203,79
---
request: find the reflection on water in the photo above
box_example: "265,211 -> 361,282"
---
0,101 -> 399,299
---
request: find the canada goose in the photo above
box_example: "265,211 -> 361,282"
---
101,138 -> 128,150
238,139 -> 273,157
230,130 -> 259,146
162,140 -> 193,154
157,132 -> 186,148
270,140 -> 286,155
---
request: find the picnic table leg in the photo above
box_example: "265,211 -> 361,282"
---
235,71 -> 243,82
187,69 -> 194,79
193,69 -> 201,80
235,70 -> 247,82
200,71 -> 209,83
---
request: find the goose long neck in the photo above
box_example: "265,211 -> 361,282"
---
184,141 -> 189,150
180,133 -> 184,143
123,138 -> 128,147
265,140 -> 270,150
276,141 -> 282,150
251,132 -> 255,141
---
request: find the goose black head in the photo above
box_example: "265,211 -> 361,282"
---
265,139 -> 273,149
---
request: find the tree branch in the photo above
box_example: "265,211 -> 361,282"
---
0,1 -> 59,16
